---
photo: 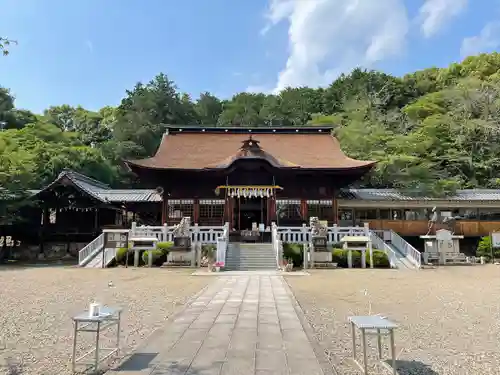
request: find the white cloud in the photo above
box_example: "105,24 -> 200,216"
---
461,21 -> 500,57
260,0 -> 409,93
418,0 -> 468,38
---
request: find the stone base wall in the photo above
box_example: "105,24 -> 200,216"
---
9,242 -> 86,261
167,250 -> 193,264
313,252 -> 332,263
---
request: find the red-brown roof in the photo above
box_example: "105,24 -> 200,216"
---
126,131 -> 375,170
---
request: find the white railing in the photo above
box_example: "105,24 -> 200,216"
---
370,232 -> 397,268
131,223 -> 170,241
103,247 -> 117,267
277,224 -> 368,244
390,230 -> 422,269
216,222 -> 229,265
78,234 -> 104,266
277,225 -> 309,243
130,223 -> 224,244
272,222 -> 283,269
193,225 -> 224,244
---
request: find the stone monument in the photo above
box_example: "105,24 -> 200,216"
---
309,217 -> 332,266
420,228 -> 465,265
165,217 -> 193,267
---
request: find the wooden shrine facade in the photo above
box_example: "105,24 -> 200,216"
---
21,170 -> 162,256
126,127 -> 376,231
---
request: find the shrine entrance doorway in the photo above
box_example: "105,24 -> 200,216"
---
235,197 -> 267,231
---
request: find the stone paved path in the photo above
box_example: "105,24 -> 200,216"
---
108,275 -> 326,375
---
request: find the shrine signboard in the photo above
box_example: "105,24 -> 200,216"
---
102,229 -> 129,268
103,230 -> 129,249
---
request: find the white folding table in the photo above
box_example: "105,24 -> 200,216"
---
348,315 -> 398,375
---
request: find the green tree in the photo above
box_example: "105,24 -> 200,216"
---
195,92 -> 223,125
0,37 -> 16,55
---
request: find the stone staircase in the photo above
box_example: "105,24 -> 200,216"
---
225,243 -> 277,271
85,251 -> 104,268
385,242 -> 415,269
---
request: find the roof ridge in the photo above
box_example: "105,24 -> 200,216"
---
62,169 -> 110,189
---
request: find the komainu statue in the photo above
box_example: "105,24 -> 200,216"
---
173,217 -> 191,238
309,217 -> 327,237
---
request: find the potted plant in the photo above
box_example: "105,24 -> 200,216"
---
214,261 -> 224,272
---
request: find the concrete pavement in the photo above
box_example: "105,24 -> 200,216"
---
107,275 -> 326,375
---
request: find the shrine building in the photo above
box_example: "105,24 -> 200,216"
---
125,126 -> 376,231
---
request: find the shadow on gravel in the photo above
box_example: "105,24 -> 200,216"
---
111,357 -> 223,374
1,358 -> 26,375
387,359 -> 439,375
115,352 -> 158,371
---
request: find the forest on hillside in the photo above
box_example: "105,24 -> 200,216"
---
2,49 -> 500,211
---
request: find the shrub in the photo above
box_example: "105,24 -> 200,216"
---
283,243 -> 304,268
476,236 -> 500,262
331,248 -> 389,268
332,248 -> 347,267
368,250 -> 390,268
156,241 -> 174,253
142,249 -> 166,266
115,247 -> 132,265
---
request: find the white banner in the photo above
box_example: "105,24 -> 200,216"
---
492,232 -> 500,248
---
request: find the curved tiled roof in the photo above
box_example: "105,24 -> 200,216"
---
34,170 -> 161,203
126,130 -> 375,170
340,189 -> 500,201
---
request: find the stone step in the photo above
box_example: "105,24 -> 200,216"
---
226,256 -> 276,260
225,266 -> 277,271
226,258 -> 275,262
226,264 -> 276,268
227,255 -> 275,258
227,260 -> 275,262
227,249 -> 274,253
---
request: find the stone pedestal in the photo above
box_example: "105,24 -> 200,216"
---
163,250 -> 192,267
311,236 -> 336,268
313,251 -> 332,263
163,238 -> 194,267
174,236 -> 191,248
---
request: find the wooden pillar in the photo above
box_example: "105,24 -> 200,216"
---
94,208 -> 99,233
332,196 -> 339,225
300,199 -> 308,222
193,198 -> 200,224
162,198 -> 168,224
266,198 -> 271,226
229,198 -> 234,229
40,206 -> 49,254
269,196 -> 277,223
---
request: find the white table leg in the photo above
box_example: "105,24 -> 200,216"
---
362,328 -> 368,374
390,329 -> 397,375
351,322 -> 356,360
71,322 -> 77,373
377,328 -> 382,359
95,322 -> 100,372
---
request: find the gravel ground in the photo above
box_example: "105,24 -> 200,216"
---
0,266 -> 210,375
286,266 -> 500,375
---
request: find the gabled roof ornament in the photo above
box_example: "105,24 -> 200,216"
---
241,135 -> 261,152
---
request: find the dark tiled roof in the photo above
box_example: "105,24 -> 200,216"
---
340,189 -> 500,201
32,170 -> 500,203
35,170 -> 161,203
126,131 -> 375,170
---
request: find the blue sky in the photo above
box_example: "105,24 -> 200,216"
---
0,0 -> 499,113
